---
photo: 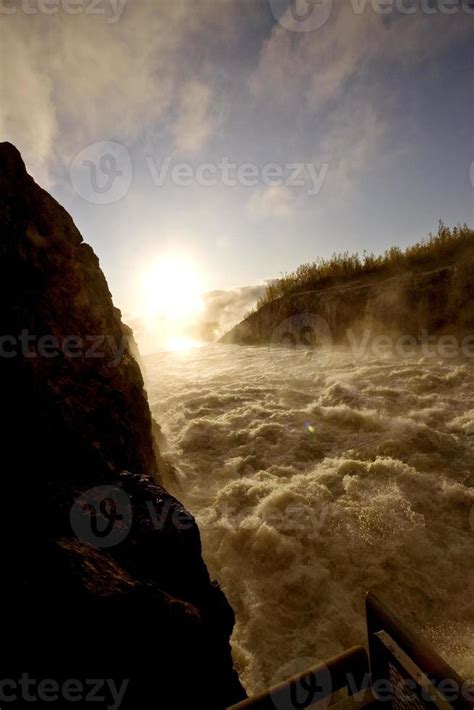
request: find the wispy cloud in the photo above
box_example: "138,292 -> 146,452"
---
173,80 -> 217,154
3,1 -> 470,193
251,3 -> 470,107
0,2 -> 237,183
247,185 -> 293,219
250,3 -> 471,195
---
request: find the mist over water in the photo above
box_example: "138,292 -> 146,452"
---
145,345 -> 474,693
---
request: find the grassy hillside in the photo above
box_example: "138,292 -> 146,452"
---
256,222 -> 474,310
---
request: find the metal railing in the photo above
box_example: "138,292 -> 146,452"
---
366,592 -> 473,710
227,646 -> 371,710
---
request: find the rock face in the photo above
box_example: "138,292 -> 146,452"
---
221,262 -> 474,347
0,143 -> 244,709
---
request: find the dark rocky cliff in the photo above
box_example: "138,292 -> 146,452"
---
221,261 -> 474,347
0,143 -> 244,709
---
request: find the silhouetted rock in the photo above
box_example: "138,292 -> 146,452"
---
0,142 -> 244,709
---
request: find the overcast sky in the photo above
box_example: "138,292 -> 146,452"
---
2,0 -> 473,339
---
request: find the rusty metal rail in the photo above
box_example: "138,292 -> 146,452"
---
366,592 -> 472,710
227,646 -> 370,710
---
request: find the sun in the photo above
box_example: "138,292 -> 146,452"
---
141,256 -> 204,323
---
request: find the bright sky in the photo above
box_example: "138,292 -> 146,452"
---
2,0 -> 473,350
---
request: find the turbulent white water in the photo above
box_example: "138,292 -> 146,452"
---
145,344 -> 474,693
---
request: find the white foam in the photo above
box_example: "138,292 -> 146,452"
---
145,345 -> 474,693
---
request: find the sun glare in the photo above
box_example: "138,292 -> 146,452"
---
141,257 -> 204,322
166,337 -> 203,353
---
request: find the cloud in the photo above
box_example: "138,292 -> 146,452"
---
0,2 -> 239,184
3,0 -> 470,192
197,285 -> 266,340
173,80 -> 217,154
247,186 -> 293,219
251,3 -> 470,108
317,100 -> 387,198
250,1 -> 471,195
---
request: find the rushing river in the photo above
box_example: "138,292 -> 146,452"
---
145,344 -> 474,693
